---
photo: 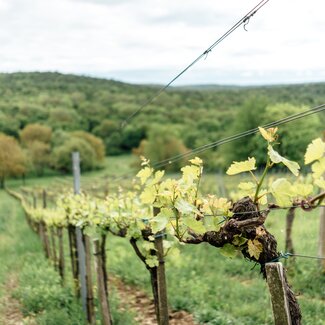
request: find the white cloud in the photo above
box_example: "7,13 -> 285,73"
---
0,0 -> 324,84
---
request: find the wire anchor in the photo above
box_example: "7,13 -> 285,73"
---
243,10 -> 257,31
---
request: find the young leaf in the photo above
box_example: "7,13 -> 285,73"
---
136,167 -> 153,185
315,178 -> 325,190
311,157 -> 325,179
181,165 -> 200,183
232,235 -> 248,246
150,209 -> 169,234
305,138 -> 325,164
189,156 -> 203,166
270,178 -> 294,207
175,198 -> 199,215
183,216 -> 206,234
145,256 -> 159,268
268,145 -> 300,176
220,243 -> 238,258
140,187 -> 156,204
238,182 -> 256,190
292,183 -> 313,197
142,241 -> 156,251
152,170 -> 165,185
226,157 -> 256,175
258,126 -> 278,142
247,239 -> 263,260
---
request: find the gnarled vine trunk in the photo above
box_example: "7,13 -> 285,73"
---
185,197 -> 302,325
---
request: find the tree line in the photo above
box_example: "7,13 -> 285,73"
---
0,72 -> 324,180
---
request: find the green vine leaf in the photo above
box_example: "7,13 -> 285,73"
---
268,145 -> 300,176
226,157 -> 257,175
140,187 -> 156,204
145,256 -> 159,268
305,138 -> 325,164
151,208 -> 173,233
151,216 -> 168,234
220,243 -> 237,258
238,182 -> 256,191
270,178 -> 295,207
311,157 -> 325,179
136,166 -> 153,185
232,235 -> 248,246
315,178 -> 325,190
247,239 -> 263,260
258,126 -> 278,143
175,198 -> 200,215
189,157 -> 203,166
183,217 -> 206,234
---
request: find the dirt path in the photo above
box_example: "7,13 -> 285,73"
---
0,275 -> 24,325
111,276 -> 198,325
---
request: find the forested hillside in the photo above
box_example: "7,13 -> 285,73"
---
0,72 -> 324,173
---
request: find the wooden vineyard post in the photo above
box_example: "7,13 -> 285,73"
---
266,262 -> 292,325
101,234 -> 108,294
36,194 -> 51,260
72,152 -> 88,320
50,227 -> 58,269
84,234 -> 96,325
43,189 -> 58,269
43,224 -> 52,259
57,227 -> 65,283
72,152 -> 95,324
68,224 -> 80,296
319,199 -> 325,273
94,238 -> 113,325
32,192 -> 37,209
153,207 -> 169,325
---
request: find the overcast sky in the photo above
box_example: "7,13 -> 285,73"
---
0,0 -> 324,85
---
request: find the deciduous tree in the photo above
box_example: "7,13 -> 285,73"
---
20,123 -> 52,145
0,133 -> 26,188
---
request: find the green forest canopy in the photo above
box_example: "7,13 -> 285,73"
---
0,72 -> 324,172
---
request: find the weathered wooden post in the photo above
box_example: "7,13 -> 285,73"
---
57,227 -> 65,282
72,152 -> 89,321
72,152 -> 96,324
153,207 -> 169,325
68,224 -> 79,296
265,262 -> 292,325
36,193 -> 51,259
319,202 -> 325,273
84,234 -> 95,325
43,189 -> 58,269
